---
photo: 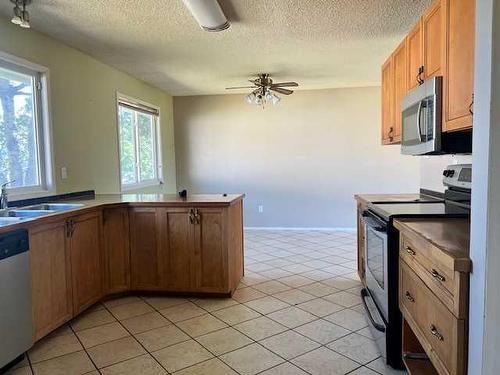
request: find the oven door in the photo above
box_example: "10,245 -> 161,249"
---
363,211 -> 389,320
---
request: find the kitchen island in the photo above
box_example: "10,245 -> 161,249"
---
4,193 -> 244,341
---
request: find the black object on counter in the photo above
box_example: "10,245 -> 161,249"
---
178,189 -> 188,198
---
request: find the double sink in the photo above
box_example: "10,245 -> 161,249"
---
0,203 -> 84,226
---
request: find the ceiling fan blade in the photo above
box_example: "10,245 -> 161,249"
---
270,87 -> 293,95
226,86 -> 257,90
271,82 -> 299,87
250,79 -> 264,87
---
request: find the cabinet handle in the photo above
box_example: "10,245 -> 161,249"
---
417,66 -> 425,85
188,209 -> 195,224
66,220 -> 75,238
469,93 -> 474,115
431,268 -> 446,282
430,325 -> 444,341
405,246 -> 416,256
194,208 -> 201,224
405,291 -> 415,303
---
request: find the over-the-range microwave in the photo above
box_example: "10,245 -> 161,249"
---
401,76 -> 442,155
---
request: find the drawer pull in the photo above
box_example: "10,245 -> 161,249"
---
431,269 -> 446,282
430,325 -> 444,341
405,246 -> 416,256
405,291 -> 415,303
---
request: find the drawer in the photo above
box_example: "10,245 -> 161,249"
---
400,260 -> 466,375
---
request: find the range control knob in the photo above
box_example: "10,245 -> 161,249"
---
448,170 -> 455,177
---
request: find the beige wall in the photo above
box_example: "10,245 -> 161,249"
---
174,87 -> 421,228
0,19 -> 176,195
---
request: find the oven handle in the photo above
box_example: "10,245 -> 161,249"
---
361,288 -> 386,333
417,100 -> 424,142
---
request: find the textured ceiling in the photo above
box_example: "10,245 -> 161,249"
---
0,0 -> 431,96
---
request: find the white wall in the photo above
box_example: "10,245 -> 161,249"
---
420,154 -> 472,192
174,87 -> 421,228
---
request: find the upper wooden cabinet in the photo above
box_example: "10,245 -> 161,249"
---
407,22 -> 423,90
444,0 -> 475,132
103,207 -> 130,294
381,57 -> 395,144
423,0 -> 445,80
393,40 -> 407,142
29,220 -> 73,341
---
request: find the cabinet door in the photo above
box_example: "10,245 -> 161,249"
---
407,21 -> 423,90
193,208 -> 226,292
103,208 -> 130,294
130,208 -> 162,290
381,56 -> 395,144
444,0 -> 475,132
29,220 -> 73,341
70,211 -> 103,315
161,207 -> 193,290
393,39 -> 407,142
423,0 -> 444,79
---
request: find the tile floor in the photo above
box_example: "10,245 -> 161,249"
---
8,229 -> 405,375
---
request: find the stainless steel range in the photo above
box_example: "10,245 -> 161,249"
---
360,164 -> 472,369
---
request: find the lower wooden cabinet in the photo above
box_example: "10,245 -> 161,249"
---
29,220 -> 73,341
69,211 -> 103,315
103,207 -> 130,294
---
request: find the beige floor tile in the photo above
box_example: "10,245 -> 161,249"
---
103,296 -> 142,308
76,322 -> 129,348
233,316 -> 288,341
259,362 -> 309,374
220,343 -> 284,375
260,331 -> 320,359
322,277 -> 360,290
100,354 -> 167,375
278,275 -> 315,288
323,291 -> 361,308
135,324 -> 190,352
87,336 -> 146,368
159,302 -> 206,323
176,314 -> 227,337
5,367 -> 33,375
291,347 -> 359,375
296,298 -> 344,317
31,350 -> 95,375
174,358 -> 238,375
70,309 -> 116,332
244,296 -> 290,314
299,282 -> 339,297
212,304 -> 261,325
196,327 -> 253,355
327,333 -> 380,364
294,319 -> 350,344
152,340 -> 213,373
366,357 -> 406,374
143,296 -> 188,310
240,273 -> 270,286
28,333 -> 83,363
299,270 -> 335,281
324,309 -> 368,331
258,268 -> 294,279
272,289 -> 315,305
267,307 -> 317,329
120,311 -> 170,334
231,287 -> 266,303
46,324 -> 73,338
108,301 -> 154,320
253,280 -> 291,294
347,366 -> 380,374
191,298 -> 239,312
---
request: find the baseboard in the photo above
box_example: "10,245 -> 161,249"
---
244,227 -> 356,232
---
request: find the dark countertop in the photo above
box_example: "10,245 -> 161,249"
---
393,217 -> 471,272
355,193 -> 442,205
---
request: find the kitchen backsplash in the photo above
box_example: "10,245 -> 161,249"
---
420,154 -> 473,192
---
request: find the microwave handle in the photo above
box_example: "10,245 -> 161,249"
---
416,100 -> 424,142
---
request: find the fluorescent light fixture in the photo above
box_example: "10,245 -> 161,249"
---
182,0 -> 230,32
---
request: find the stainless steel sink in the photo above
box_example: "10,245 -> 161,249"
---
9,210 -> 54,218
19,203 -> 84,211
0,217 -> 23,226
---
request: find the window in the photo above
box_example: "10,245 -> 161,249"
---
117,95 -> 162,190
0,57 -> 52,196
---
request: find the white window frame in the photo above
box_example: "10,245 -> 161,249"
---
0,52 -> 55,200
116,93 -> 163,191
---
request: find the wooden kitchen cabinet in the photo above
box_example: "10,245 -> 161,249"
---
29,220 -> 73,341
393,39 -> 407,142
407,21 -> 423,90
69,211 -> 103,315
443,0 -> 475,132
130,208 -> 163,290
103,207 -> 130,294
423,0 -> 445,80
381,56 -> 395,144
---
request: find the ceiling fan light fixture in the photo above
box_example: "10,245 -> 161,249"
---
11,6 -> 22,25
244,92 -> 256,104
20,10 -> 30,28
182,0 -> 230,32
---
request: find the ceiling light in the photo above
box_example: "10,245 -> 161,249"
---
10,0 -> 31,29
181,0 -> 230,32
11,6 -> 22,25
20,10 -> 30,28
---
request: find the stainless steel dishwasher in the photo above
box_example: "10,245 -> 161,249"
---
0,229 -> 33,371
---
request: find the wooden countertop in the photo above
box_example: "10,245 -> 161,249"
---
394,218 -> 471,271
0,193 -> 245,234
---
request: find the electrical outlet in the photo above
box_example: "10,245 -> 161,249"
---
258,205 -> 264,213
61,167 -> 68,180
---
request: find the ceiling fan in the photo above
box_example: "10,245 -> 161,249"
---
226,74 -> 299,106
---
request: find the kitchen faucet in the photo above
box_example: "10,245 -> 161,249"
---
0,181 -> 15,210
